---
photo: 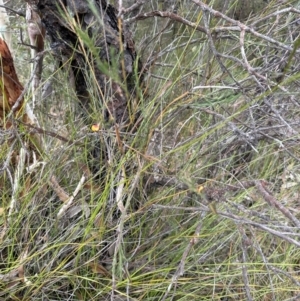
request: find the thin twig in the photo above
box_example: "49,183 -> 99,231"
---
191,0 -> 300,53
255,180 -> 300,228
239,27 -> 268,82
161,210 -> 207,301
122,0 -> 146,15
15,119 -> 79,145
202,10 -> 227,75
238,226 -> 254,301
251,7 -> 300,26
201,108 -> 259,153
193,85 -> 239,90
249,227 -> 276,300
111,167 -> 126,301
153,204 -> 300,248
0,5 -> 25,17
19,28 -> 37,50
57,175 -> 85,218
126,10 -> 207,34
8,147 -> 26,223
8,51 -> 46,118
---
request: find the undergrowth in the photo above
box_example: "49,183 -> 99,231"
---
1,0 -> 300,300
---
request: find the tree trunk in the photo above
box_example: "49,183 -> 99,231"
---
35,0 -> 142,127
23,0 -> 143,179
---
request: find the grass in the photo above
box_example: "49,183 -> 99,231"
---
1,0 -> 300,300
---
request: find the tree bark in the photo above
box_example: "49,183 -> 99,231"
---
25,2 -> 45,107
34,0 -> 142,127
21,0 -> 144,181
0,39 -> 24,126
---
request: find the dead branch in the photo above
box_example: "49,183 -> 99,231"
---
0,5 -> 25,18
126,10 -> 207,34
122,0 -> 146,15
191,0 -> 300,53
255,180 -> 300,228
57,174 -> 86,218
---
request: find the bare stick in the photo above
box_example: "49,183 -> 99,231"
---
111,167 -> 126,301
8,147 -> 26,223
129,3 -> 300,54
255,180 -> 300,228
239,27 -> 268,82
122,0 -> 146,15
161,210 -> 207,301
249,227 -> 276,299
126,10 -> 207,34
57,175 -> 85,218
191,0 -> 300,53
201,108 -> 258,153
0,5 -> 25,18
153,203 -> 300,248
238,226 -> 254,301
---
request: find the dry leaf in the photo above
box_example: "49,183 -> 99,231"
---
88,262 -> 111,277
49,175 -> 69,202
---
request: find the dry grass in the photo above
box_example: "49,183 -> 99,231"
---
1,0 -> 300,300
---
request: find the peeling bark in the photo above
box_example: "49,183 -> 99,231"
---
25,2 -> 45,107
0,38 -> 41,160
0,38 -> 24,126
